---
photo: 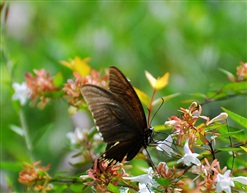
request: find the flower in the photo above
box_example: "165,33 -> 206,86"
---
156,135 -> 175,157
124,168 -> 153,193
139,183 -> 154,193
63,68 -> 108,107
12,82 -> 31,105
25,69 -> 59,108
177,140 -> 200,166
124,167 -> 153,184
164,120 -> 177,128
215,170 -> 247,193
61,56 -> 91,77
18,161 -> 51,191
236,62 -> 247,81
215,170 -> 235,193
66,127 -> 84,145
207,112 -> 228,125
145,71 -> 169,90
86,159 -> 126,192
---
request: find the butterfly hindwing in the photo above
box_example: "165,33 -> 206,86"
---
103,140 -> 142,162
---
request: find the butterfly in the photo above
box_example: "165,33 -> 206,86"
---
81,66 -> 153,164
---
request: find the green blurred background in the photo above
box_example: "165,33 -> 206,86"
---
1,1 -> 246,191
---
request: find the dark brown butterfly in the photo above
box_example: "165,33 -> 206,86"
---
81,66 -> 153,164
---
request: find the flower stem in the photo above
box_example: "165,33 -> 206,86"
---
20,109 -> 34,161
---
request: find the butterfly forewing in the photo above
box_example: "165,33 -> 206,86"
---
81,85 -> 138,143
109,66 -> 147,131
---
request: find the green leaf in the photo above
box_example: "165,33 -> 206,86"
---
9,124 -> 24,136
107,183 -> 120,193
190,92 -> 208,99
53,72 -> 64,87
156,177 -> 170,186
207,82 -> 247,100
227,154 -> 247,170
152,93 -> 180,106
0,161 -> 22,171
219,68 -> 235,79
216,147 -> 242,152
70,184 -> 84,193
52,184 -> 68,193
223,81 -> 247,92
32,123 -> 53,146
222,107 -> 247,129
153,125 -> 166,131
218,126 -> 246,142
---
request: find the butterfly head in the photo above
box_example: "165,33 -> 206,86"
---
144,127 -> 154,147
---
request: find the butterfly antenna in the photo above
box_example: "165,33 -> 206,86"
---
150,98 -> 164,125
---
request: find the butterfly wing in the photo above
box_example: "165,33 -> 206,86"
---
103,140 -> 142,162
81,66 -> 149,162
109,66 -> 147,132
81,85 -> 140,143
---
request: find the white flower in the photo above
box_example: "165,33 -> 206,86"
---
164,120 -> 176,128
156,135 -> 175,157
138,183 -> 154,193
177,140 -> 200,166
231,176 -> 247,185
215,170 -> 247,193
79,174 -> 90,180
66,127 -> 84,145
207,112 -> 228,125
12,82 -> 31,105
123,167 -> 153,184
123,167 -> 154,192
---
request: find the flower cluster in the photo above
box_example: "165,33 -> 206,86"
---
84,159 -> 127,192
236,62 -> 247,81
62,57 -> 109,110
12,57 -> 109,110
226,62 -> 247,82
18,161 -> 51,192
25,69 -> 59,108
164,102 -> 206,145
130,150 -> 247,192
13,59 -> 246,192
63,69 -> 108,108
12,69 -> 59,108
66,127 -> 102,164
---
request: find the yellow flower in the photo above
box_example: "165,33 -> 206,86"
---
61,57 -> 91,76
145,71 -> 169,90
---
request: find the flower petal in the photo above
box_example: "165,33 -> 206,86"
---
232,176 -> 247,185
156,135 -> 174,156
207,112 -> 228,125
155,72 -> 169,90
183,140 -> 192,155
145,71 -> 156,88
134,87 -> 151,107
12,82 -> 31,105
123,168 -> 153,184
